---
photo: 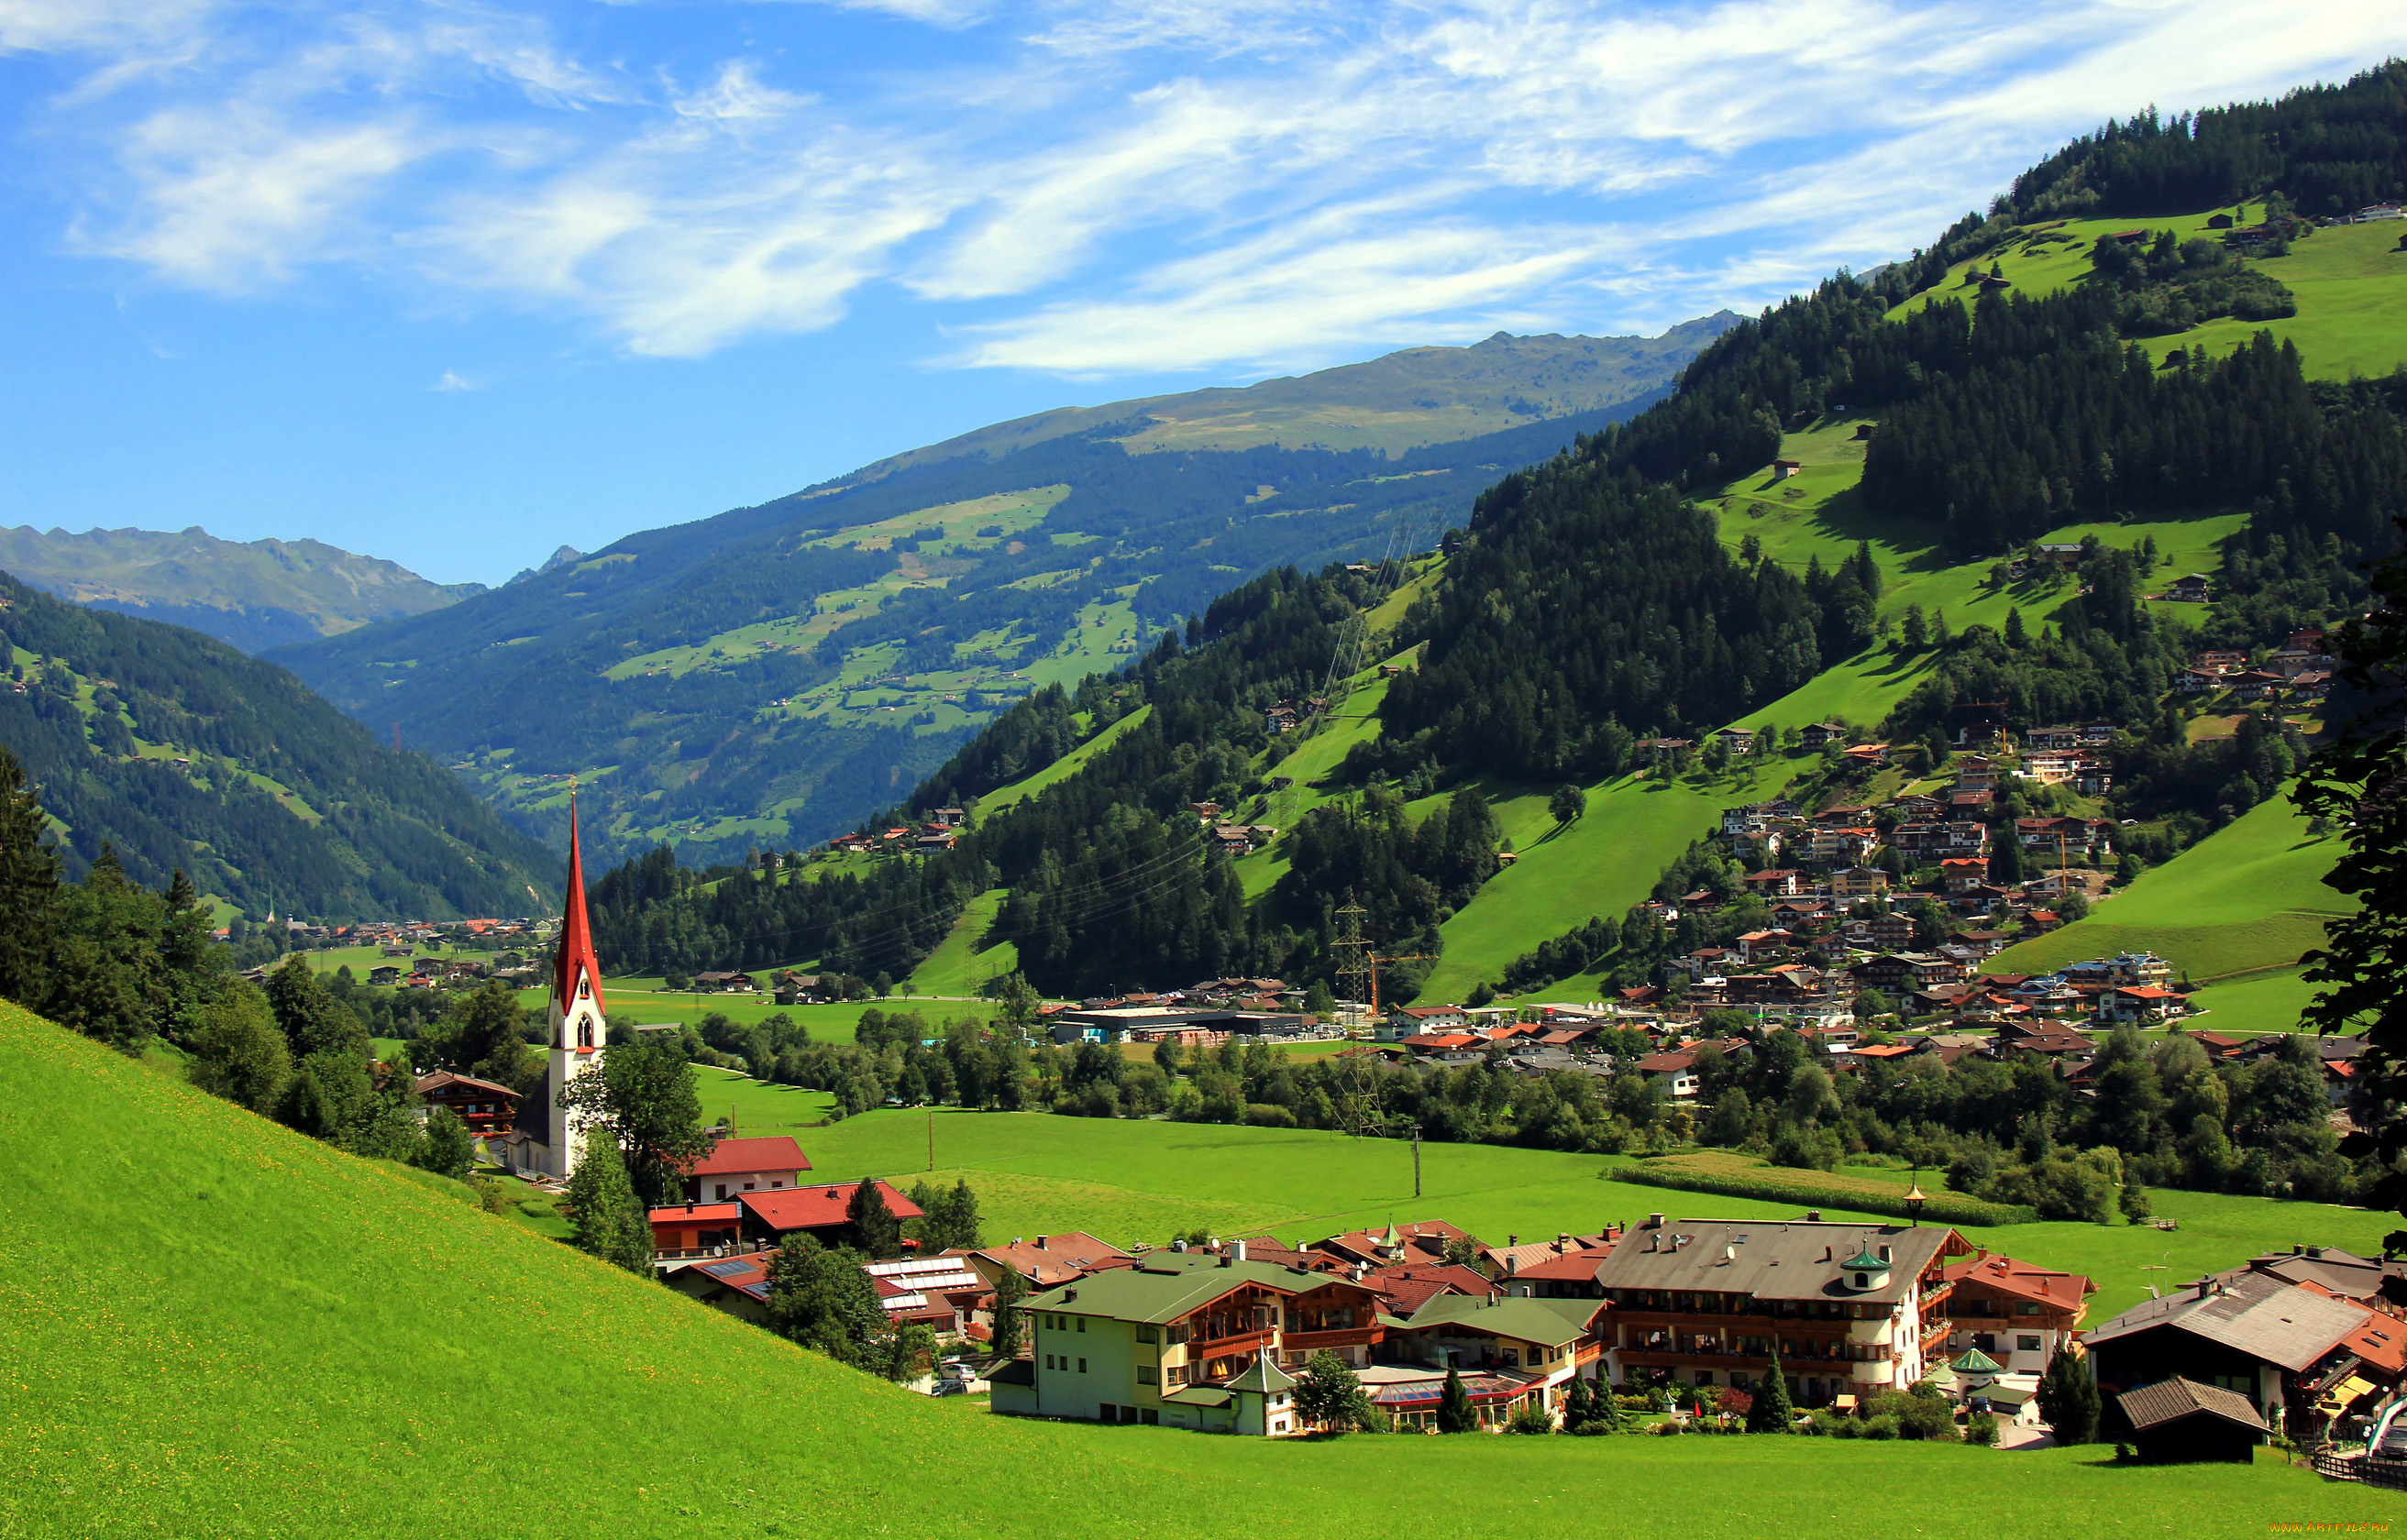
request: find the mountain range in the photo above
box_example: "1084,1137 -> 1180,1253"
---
0,524 -> 482,654
0,570 -> 555,919
270,317 -> 1739,864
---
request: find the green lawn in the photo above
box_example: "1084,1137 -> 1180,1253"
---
977,705 -> 1152,818
1993,798 -> 2352,981
691,1062 -> 842,1138
8,1001 -> 2395,1538
2159,218 -> 2407,380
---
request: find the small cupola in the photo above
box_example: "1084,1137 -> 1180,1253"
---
1840,1247 -> 1892,1292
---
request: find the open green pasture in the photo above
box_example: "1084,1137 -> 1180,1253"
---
907,887 -> 1020,996
977,705 -> 1152,817
1416,756 -> 1812,1002
1993,799 -> 2351,982
8,1002 -> 2395,1538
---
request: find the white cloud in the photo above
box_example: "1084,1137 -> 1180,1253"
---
434,368 -> 480,390
12,0 -> 2407,375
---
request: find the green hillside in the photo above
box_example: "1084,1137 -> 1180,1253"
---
0,523 -> 480,655
0,571 -> 555,919
15,1000 -> 2385,1539
277,321 -> 1733,865
1992,798 -> 2354,984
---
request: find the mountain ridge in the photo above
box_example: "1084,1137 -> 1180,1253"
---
0,523 -> 481,654
274,317 -> 1739,864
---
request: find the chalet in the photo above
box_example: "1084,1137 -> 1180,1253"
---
1831,866 -> 1890,900
1633,1050 -> 1700,1100
1810,826 -> 1878,864
913,831 -> 959,853
2098,985 -> 2189,1025
2226,669 -> 2285,701
682,1135 -> 812,1203
1640,737 -> 1695,765
1771,458 -> 1804,480
1842,743 -> 1891,768
1713,726 -> 1759,756
1743,868 -> 1804,897
1939,858 -> 1989,893
2206,212 -> 2236,229
412,1071 -> 521,1135
772,971 -> 843,1006
926,807 -> 966,828
1384,1005 -> 1470,1037
649,1201 -> 745,1260
2088,1271 -> 2379,1439
369,964 -> 403,986
734,1180 -> 923,1248
968,1233 -> 1138,1294
2034,541 -> 2085,566
1593,1216 -> 1974,1402
2166,573 -> 2213,602
1311,1221 -> 1479,1271
1398,1032 -> 1487,1064
1938,1250 -> 2093,1376
691,970 -> 757,994
992,1251 -> 1388,1433
1733,930 -> 1794,965
1798,722 -> 1849,750
2015,816 -> 2114,857
2023,725 -> 2081,751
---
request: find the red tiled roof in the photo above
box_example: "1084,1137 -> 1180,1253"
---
1365,1262 -> 1496,1313
648,1203 -> 743,1224
1939,1249 -> 2095,1313
737,1180 -> 922,1232
685,1135 -> 812,1178
1634,1050 -> 1696,1073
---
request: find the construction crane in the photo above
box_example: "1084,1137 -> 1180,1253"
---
1366,953 -> 1434,1018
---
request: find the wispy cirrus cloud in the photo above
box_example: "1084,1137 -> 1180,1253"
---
8,0 -> 2404,375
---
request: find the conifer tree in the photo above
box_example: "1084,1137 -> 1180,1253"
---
2036,1348 -> 2102,1444
1746,1350 -> 1796,1432
845,1178 -> 903,1258
988,1267 -> 1027,1361
1436,1366 -> 1480,1433
0,745 -> 59,1014
565,1138 -> 654,1275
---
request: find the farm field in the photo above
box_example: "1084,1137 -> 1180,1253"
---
796,1107 -> 2387,1319
1993,798 -> 2352,982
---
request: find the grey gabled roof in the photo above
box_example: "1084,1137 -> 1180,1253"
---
1225,1355 -> 1297,1394
2117,1376 -> 2269,1434
510,1060 -> 557,1140
1590,1220 -> 1959,1305
2085,1271 -> 2367,1372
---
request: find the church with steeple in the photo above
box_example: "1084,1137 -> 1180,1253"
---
495,801 -> 609,1182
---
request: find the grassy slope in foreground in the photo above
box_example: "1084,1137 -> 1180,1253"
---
803,1106 -> 2390,1320
8,1006 -> 2390,1538
1992,798 -> 2354,984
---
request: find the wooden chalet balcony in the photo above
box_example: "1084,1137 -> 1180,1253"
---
1191,1327 -> 1276,1360
1282,1326 -> 1378,1352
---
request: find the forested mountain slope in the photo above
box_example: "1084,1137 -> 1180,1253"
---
272,320 -> 1735,865
0,572 -> 555,919
580,63 -> 2407,1026
0,523 -> 480,654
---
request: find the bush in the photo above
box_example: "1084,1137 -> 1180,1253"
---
1860,1414 -> 1901,1440
1967,1412 -> 1999,1446
1507,1403 -> 1555,1435
1569,1419 -> 1617,1436
1609,1152 -> 2036,1226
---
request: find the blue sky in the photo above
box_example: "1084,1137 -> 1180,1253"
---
0,2 -> 2399,587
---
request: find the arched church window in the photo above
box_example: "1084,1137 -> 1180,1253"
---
578,1015 -> 594,1049
578,978 -> 591,999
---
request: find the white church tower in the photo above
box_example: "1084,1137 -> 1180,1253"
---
515,798 -> 608,1181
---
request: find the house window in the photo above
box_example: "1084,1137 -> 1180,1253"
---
1076,1317 -> 1086,1333
2017,1336 -> 2042,1352
1136,1326 -> 1157,1344
1077,1358 -> 1088,1374
1137,1368 -> 1159,1386
2018,1302 -> 2040,1315
1501,1349 -> 1519,1368
714,1183 -> 728,1200
1695,1370 -> 1716,1387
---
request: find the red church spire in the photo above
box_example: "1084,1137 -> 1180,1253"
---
553,796 -> 606,1025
